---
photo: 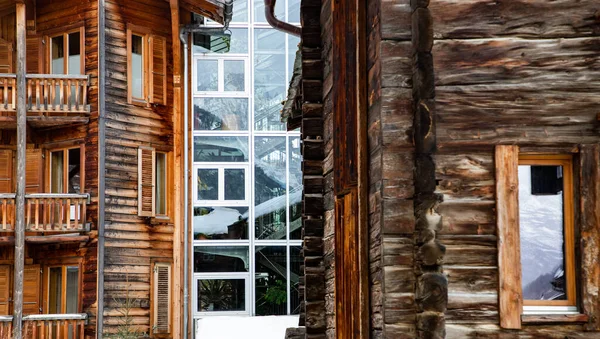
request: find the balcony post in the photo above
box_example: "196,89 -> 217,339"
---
13,2 -> 27,339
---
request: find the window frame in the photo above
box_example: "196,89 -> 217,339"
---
518,154 -> 577,310
193,56 -> 250,97
127,26 -> 150,105
192,273 -> 251,317
193,164 -> 250,206
46,27 -> 85,75
46,145 -> 85,194
42,262 -> 82,314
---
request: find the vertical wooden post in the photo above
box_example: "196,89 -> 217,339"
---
13,2 -> 27,339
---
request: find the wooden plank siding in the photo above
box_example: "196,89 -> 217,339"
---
103,0 -> 174,335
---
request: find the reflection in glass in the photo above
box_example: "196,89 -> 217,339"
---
288,0 -> 301,23
289,136 -> 302,239
255,246 -> 287,316
290,246 -> 302,314
66,267 -> 79,313
194,206 -> 249,240
51,35 -> 65,74
198,279 -> 246,312
48,267 -> 62,314
68,148 -> 81,194
194,98 -> 249,131
197,60 -> 219,91
254,29 -> 286,131
253,0 -> 284,23
156,153 -> 167,214
224,169 -> 245,200
68,32 -> 81,75
194,136 -> 248,162
232,0 -> 249,22
50,151 -> 64,193
255,137 -> 287,240
194,246 -> 249,272
288,35 -> 300,83
131,34 -> 144,99
197,169 -> 218,200
224,60 -> 245,92
519,165 -> 566,301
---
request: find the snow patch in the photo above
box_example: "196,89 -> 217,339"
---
195,316 -> 300,339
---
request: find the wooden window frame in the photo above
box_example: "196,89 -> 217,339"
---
46,27 -> 85,75
127,25 -> 150,105
127,24 -> 167,106
46,145 -> 85,194
518,154 -> 577,308
42,262 -> 83,314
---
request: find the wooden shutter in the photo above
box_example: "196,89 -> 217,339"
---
138,147 -> 155,216
0,265 -> 10,315
23,265 -> 40,315
0,150 -> 12,193
149,35 -> 167,105
495,145 -> 522,329
26,36 -> 43,74
152,262 -> 171,336
0,39 -> 13,73
26,148 -> 43,193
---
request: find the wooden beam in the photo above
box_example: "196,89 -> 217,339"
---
495,144 -> 522,329
13,3 -> 26,339
25,235 -> 89,244
0,237 -> 14,246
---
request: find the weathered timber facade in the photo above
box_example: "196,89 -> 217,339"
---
287,0 -> 600,338
0,0 -> 226,338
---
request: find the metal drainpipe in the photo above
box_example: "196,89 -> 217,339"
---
179,2 -> 233,337
179,31 -> 190,339
263,0 -> 301,37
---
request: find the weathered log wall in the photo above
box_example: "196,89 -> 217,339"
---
429,0 -> 600,338
103,0 -> 175,335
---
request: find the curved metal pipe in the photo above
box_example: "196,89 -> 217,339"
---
264,0 -> 301,37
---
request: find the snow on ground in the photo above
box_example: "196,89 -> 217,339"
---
196,316 -> 300,339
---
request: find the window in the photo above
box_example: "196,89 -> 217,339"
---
127,25 -> 167,105
496,146 -> 581,329
518,155 -> 576,311
46,265 -> 80,314
192,2 -> 302,318
49,147 -> 83,194
138,147 -> 170,218
48,29 -> 84,75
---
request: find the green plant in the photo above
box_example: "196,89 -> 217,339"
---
264,279 -> 286,306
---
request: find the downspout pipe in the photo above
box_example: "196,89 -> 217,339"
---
264,0 -> 301,37
179,3 -> 233,337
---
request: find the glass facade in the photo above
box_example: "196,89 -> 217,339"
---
192,0 -> 302,317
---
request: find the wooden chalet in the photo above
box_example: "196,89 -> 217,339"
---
282,0 -> 600,339
0,0 -> 228,338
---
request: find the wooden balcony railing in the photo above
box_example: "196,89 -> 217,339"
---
0,73 -> 90,116
0,193 -> 90,232
0,313 -> 87,338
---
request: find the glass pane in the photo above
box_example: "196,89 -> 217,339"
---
66,267 -> 79,313
194,28 -> 248,55
51,151 -> 64,194
194,98 -> 249,131
255,246 -> 287,316
51,35 -> 64,74
289,136 -> 302,239
68,32 -> 81,75
224,60 -> 245,92
131,34 -> 144,99
156,153 -> 167,214
224,169 -> 245,201
519,165 -> 566,301
194,136 -> 248,162
290,246 -> 302,314
254,29 -> 286,131
48,267 -> 62,314
288,35 -> 300,83
198,279 -> 246,312
232,0 -> 248,23
253,0 -> 284,23
68,148 -> 81,194
194,246 -> 249,272
288,0 -> 301,23
193,206 -> 249,240
255,137 -> 287,240
196,60 -> 219,91
197,169 -> 218,201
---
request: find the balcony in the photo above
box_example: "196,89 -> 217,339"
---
0,74 -> 91,129
0,194 -> 90,243
0,313 -> 87,338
